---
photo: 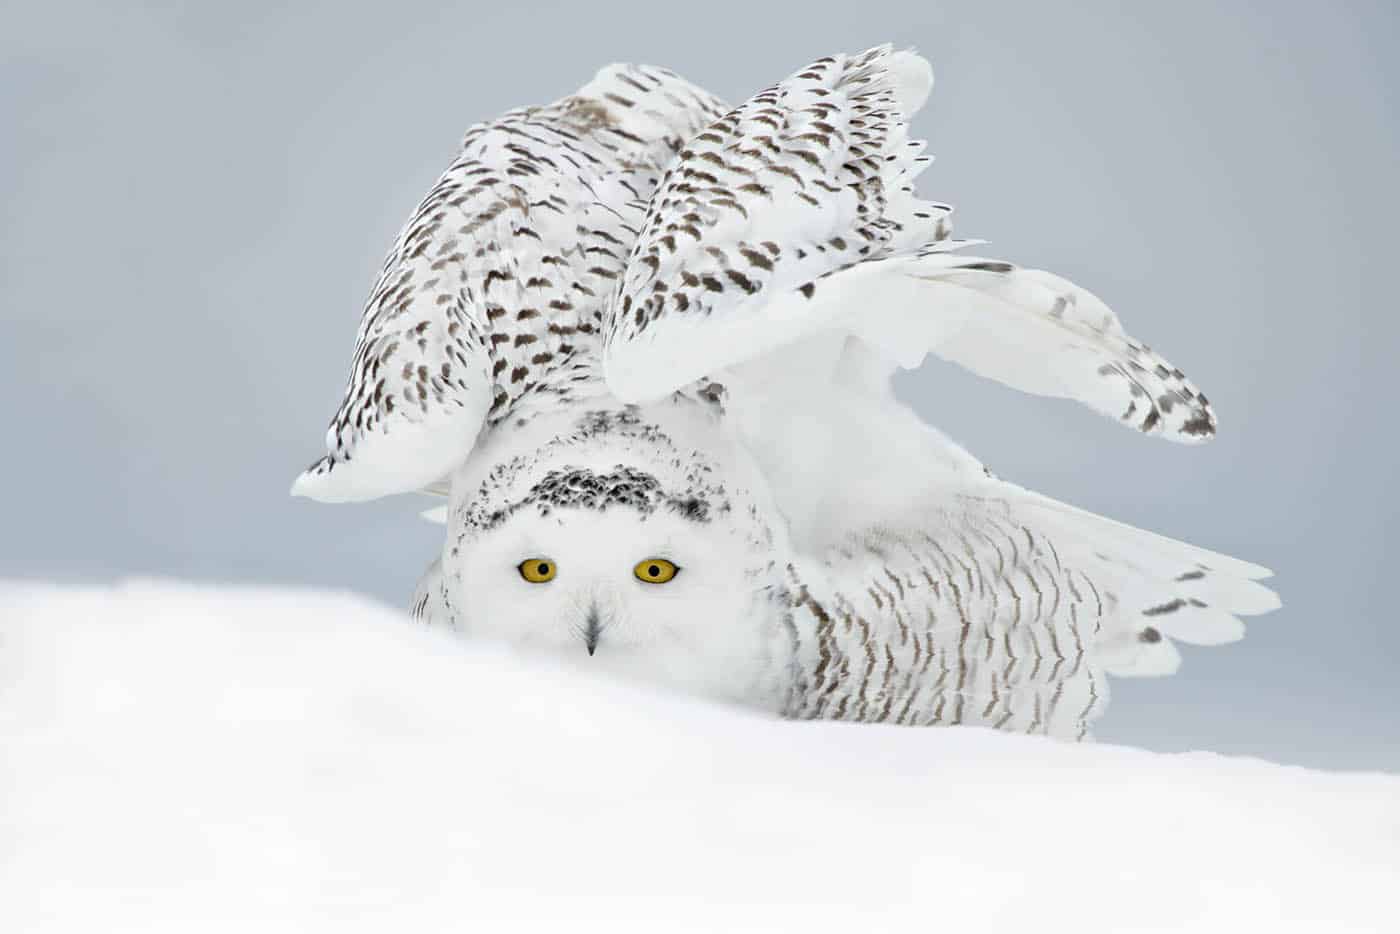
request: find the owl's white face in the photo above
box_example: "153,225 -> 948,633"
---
441,403 -> 791,707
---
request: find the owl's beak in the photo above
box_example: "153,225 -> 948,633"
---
584,603 -> 602,656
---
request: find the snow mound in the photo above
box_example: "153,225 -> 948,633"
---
2,582 -> 1396,933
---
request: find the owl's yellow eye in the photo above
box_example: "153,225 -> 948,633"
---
518,558 -> 557,583
633,558 -> 679,584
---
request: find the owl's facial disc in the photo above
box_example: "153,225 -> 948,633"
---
442,403 -> 784,701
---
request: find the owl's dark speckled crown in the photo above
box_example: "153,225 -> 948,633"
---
452,403 -> 734,533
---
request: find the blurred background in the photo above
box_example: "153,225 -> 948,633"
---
3,0 -> 1396,770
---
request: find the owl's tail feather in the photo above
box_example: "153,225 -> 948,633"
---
1010,489 -> 1278,677
852,252 -> 1218,444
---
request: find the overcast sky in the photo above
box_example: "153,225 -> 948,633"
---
4,0 -> 1396,770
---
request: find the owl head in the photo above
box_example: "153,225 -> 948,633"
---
440,400 -> 791,705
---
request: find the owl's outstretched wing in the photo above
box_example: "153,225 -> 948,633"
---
294,65 -> 725,503
603,46 -> 1215,442
782,456 -> 1278,739
737,367 -> 1275,739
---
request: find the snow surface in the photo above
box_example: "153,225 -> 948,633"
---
2,582 -> 1396,933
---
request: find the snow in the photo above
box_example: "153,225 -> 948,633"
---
2,582 -> 1396,933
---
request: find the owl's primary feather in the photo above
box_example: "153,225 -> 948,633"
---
293,65 -> 725,502
603,45 -> 1215,442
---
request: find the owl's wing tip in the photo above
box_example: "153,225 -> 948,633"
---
885,48 -> 934,114
290,459 -> 333,501
290,456 -> 369,504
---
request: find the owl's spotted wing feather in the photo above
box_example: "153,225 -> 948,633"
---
784,480 -> 1276,739
603,46 -> 1216,443
294,65 -> 725,503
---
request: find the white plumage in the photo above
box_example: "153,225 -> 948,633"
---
293,65 -> 724,502
605,47 -> 1215,441
305,46 -> 1278,739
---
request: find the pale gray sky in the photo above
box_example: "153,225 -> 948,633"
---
4,0 -> 1396,770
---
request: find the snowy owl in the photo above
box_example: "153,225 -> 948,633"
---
298,47 -> 1278,739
